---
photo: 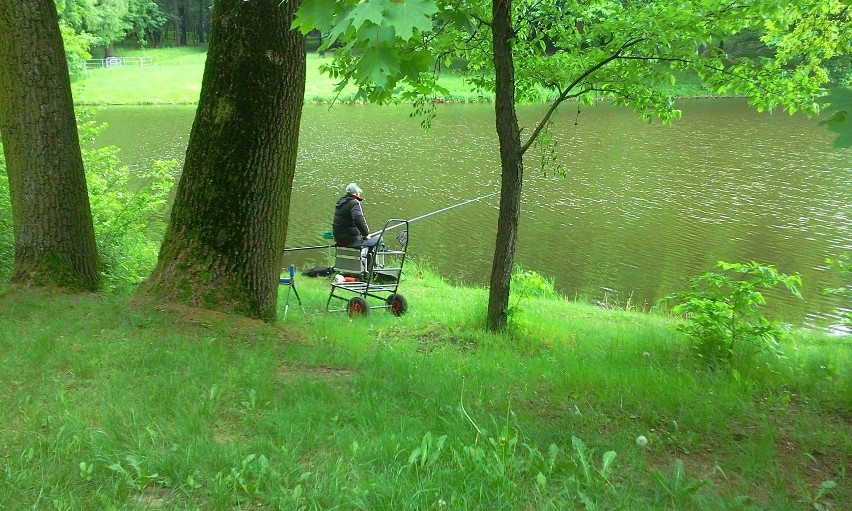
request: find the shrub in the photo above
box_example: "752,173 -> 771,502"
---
0,110 -> 176,291
77,108 -> 177,291
662,261 -> 802,366
507,265 -> 558,328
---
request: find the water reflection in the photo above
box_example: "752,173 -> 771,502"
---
93,99 -> 851,330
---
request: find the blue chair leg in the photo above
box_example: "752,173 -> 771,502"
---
280,264 -> 305,319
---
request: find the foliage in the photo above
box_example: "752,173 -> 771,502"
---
76,108 -> 176,291
124,0 -> 169,45
662,261 -> 803,366
508,265 -> 557,326
59,21 -> 95,76
56,0 -> 169,51
295,0 -> 845,120
294,0 -> 442,104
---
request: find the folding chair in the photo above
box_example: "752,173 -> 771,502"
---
279,264 -> 305,319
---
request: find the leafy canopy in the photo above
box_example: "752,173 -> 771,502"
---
294,0 -> 848,129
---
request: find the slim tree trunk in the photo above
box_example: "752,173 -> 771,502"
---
197,0 -> 206,44
138,0 -> 306,322
487,0 -> 523,332
0,0 -> 100,291
172,0 -> 182,46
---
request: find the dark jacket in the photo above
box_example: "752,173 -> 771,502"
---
332,193 -> 369,245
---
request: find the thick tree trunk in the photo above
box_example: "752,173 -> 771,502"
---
0,0 -> 100,291
487,0 -> 523,332
138,0 -> 306,322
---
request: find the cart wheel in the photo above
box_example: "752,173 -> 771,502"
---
348,296 -> 370,316
386,293 -> 408,316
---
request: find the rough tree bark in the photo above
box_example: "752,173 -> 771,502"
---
138,0 -> 306,322
0,0 -> 101,291
486,0 -> 524,332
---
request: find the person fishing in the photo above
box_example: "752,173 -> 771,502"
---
332,183 -> 381,249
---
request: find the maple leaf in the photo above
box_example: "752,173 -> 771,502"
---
382,0 -> 438,41
291,0 -> 340,33
355,46 -> 401,88
350,0 -> 385,31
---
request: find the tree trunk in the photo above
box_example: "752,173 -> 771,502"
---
172,0 -> 182,46
486,0 -> 523,332
138,0 -> 306,322
197,0 -> 206,44
0,0 -> 100,291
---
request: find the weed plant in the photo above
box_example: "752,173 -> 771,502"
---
661,261 -> 803,367
1,261 -> 848,510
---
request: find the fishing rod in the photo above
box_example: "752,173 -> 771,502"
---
282,191 -> 499,252
368,191 -> 499,237
282,243 -> 335,253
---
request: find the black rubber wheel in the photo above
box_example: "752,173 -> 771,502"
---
386,293 -> 408,316
347,296 -> 370,316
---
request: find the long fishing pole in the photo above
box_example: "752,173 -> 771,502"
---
282,243 -> 335,253
369,191 -> 499,237
282,191 -> 499,251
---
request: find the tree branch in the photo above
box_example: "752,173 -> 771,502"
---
521,38 -> 644,154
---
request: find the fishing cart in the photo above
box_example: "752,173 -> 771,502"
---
326,218 -> 409,316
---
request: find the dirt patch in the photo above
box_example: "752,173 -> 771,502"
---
128,485 -> 176,509
277,363 -> 355,379
128,298 -> 306,344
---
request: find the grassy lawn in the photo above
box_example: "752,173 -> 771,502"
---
73,47 -> 492,106
73,46 -> 708,106
1,262 -> 848,510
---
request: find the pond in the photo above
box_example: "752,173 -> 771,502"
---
93,99 -> 851,331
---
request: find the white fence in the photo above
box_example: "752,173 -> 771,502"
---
83,56 -> 153,70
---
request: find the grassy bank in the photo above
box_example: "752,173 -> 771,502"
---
72,47 -> 709,106
1,263 -> 849,510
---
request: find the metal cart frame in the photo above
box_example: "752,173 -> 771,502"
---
326,219 -> 409,316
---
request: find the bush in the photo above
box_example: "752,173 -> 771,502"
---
0,110 -> 176,291
77,108 -> 177,291
661,261 -> 802,366
508,266 -> 558,328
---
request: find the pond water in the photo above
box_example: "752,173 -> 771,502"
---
93,99 -> 851,330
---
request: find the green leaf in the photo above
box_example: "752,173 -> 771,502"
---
292,0 -> 340,33
355,46 -> 401,87
350,0 -> 385,31
383,0 -> 438,41
601,450 -> 617,477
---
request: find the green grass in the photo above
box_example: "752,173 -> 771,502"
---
73,47 -> 492,105
73,47 -> 712,106
1,261 -> 849,510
